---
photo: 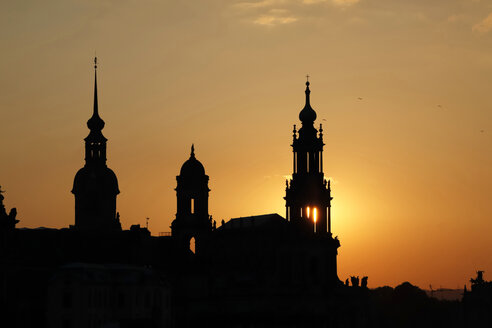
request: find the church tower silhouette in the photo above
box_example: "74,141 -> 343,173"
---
285,80 -> 333,234
171,145 -> 212,250
72,58 -> 121,232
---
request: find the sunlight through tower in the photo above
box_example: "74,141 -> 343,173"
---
284,79 -> 333,235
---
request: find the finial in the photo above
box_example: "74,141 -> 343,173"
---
299,77 -> 316,123
191,144 -> 195,157
86,57 -> 105,131
93,57 -> 99,116
305,79 -> 311,103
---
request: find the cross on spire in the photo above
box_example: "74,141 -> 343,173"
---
306,74 -> 310,82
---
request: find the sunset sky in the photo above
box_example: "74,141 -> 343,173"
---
1,0 -> 492,289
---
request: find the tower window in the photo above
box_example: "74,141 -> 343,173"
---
190,237 -> 196,254
307,154 -> 309,173
191,198 -> 194,214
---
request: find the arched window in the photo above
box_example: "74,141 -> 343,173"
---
190,237 -> 196,254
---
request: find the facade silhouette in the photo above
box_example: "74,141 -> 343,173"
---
171,145 -> 212,250
0,61 -> 487,327
285,80 -> 333,236
72,58 -> 121,232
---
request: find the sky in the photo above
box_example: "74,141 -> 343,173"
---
1,0 -> 492,289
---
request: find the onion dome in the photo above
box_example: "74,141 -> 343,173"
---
86,58 -> 106,135
299,81 -> 317,124
72,166 -> 120,195
180,144 -> 206,177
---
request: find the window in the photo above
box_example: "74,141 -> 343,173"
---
190,237 -> 196,254
191,198 -> 194,214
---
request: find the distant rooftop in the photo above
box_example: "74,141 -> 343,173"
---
219,213 -> 285,230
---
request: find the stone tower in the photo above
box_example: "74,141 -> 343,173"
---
171,145 -> 212,250
72,58 -> 121,232
284,80 -> 333,235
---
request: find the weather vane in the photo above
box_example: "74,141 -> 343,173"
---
306,74 -> 310,82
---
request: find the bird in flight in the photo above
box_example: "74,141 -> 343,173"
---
358,97 -> 363,100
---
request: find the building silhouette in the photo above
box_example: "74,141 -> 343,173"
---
171,145 -> 212,250
285,80 -> 333,236
72,58 -> 121,232
1,61 -> 482,327
0,68 -> 348,327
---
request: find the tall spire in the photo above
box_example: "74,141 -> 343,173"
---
191,144 -> 195,158
87,57 -> 105,132
93,57 -> 98,117
299,78 -> 317,124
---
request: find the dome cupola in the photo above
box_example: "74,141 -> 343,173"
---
299,81 -> 317,124
180,144 -> 206,177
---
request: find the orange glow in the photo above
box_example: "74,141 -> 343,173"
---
2,1 -> 492,289
313,208 -> 317,223
306,206 -> 310,219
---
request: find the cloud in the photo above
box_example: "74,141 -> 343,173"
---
303,0 -> 360,6
253,8 -> 298,26
330,0 -> 360,6
447,14 -> 465,23
254,13 -> 297,26
232,0 -> 359,27
235,0 -> 287,9
473,12 -> 492,33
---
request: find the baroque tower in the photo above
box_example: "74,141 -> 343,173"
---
72,58 -> 121,232
285,80 -> 333,234
171,145 -> 212,250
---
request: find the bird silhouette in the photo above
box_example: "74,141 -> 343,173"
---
358,97 -> 363,100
